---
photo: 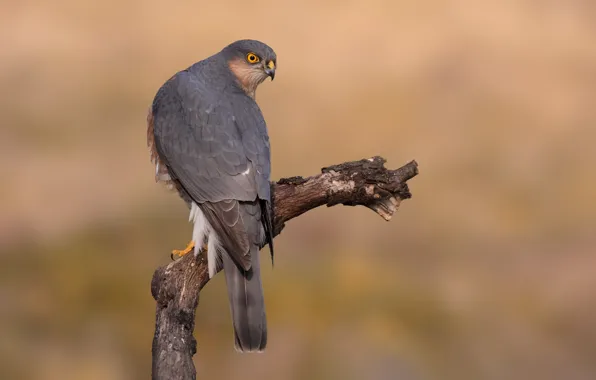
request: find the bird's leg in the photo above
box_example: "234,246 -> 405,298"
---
171,240 -> 195,259
170,241 -> 209,260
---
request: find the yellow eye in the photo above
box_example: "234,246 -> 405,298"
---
246,53 -> 260,63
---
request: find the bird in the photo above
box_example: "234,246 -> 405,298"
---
147,39 -> 276,352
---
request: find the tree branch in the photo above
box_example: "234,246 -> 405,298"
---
150,156 -> 418,380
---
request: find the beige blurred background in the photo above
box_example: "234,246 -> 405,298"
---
1,1 -> 596,379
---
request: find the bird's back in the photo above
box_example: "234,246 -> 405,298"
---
151,58 -> 272,203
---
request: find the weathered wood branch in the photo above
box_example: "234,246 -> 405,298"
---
150,156 -> 418,380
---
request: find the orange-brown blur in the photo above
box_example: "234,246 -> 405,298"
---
1,1 -> 595,379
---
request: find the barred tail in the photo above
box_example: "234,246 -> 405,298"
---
222,246 -> 267,352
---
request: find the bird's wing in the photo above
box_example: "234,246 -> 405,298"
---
151,71 -> 272,269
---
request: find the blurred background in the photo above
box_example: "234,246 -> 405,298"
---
1,1 -> 595,379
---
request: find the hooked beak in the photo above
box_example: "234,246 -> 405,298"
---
265,60 -> 276,80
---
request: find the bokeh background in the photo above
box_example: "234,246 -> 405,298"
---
1,1 -> 596,379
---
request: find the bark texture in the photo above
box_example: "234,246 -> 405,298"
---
151,156 -> 418,380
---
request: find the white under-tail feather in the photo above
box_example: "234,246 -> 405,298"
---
207,231 -> 223,278
189,201 -> 222,278
190,202 -> 207,257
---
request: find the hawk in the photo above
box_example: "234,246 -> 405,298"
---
147,40 -> 276,352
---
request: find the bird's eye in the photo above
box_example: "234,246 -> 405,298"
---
246,53 -> 260,64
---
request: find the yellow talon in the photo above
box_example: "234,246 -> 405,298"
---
171,240 -> 195,258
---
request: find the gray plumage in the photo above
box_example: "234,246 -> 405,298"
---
149,40 -> 276,352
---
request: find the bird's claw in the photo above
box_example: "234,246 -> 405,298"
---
171,240 -> 195,260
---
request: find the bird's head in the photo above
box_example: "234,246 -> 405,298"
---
223,39 -> 276,98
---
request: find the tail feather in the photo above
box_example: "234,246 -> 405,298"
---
222,246 -> 267,352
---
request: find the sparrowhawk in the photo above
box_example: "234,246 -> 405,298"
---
147,40 -> 276,352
